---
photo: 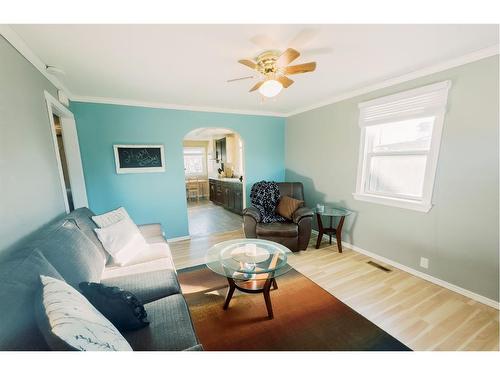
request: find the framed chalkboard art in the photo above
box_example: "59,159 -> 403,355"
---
113,144 -> 165,174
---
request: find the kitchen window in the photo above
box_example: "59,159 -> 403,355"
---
183,147 -> 206,176
353,81 -> 451,212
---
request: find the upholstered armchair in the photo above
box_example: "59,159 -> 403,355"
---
243,182 -> 313,252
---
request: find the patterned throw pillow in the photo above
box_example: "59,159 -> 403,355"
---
276,195 -> 304,220
91,207 -> 131,228
79,282 -> 149,332
35,275 -> 132,351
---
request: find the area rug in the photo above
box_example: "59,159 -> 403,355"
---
178,265 -> 411,351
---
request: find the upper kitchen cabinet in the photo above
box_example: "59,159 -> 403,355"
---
215,137 -> 226,163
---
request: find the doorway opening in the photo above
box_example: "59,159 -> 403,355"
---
53,114 -> 74,211
183,128 -> 245,237
45,91 -> 88,213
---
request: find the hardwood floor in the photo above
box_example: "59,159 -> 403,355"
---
169,229 -> 499,351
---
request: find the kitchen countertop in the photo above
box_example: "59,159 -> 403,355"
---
209,177 -> 243,184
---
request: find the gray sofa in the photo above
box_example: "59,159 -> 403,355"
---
0,207 -> 201,351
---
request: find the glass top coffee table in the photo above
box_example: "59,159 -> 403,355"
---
205,239 -> 293,319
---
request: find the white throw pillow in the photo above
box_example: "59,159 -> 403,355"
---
94,218 -> 147,266
92,207 -> 131,228
36,275 -> 132,351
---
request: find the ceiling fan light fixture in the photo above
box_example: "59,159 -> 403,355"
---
258,79 -> 283,98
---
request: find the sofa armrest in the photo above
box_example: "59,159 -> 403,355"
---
138,223 -> 164,239
292,207 -> 313,224
242,207 -> 261,223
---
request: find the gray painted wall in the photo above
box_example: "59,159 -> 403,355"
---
0,36 -> 65,253
286,56 -> 499,301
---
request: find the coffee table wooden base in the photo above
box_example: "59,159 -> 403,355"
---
223,277 -> 279,319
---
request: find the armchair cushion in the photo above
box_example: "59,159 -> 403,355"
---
292,206 -> 313,224
256,222 -> 298,238
276,196 -> 304,220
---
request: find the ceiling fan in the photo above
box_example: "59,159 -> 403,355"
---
229,48 -> 316,98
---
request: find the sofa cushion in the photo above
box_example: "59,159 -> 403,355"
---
102,242 -> 175,279
36,276 -> 132,351
94,218 -> 148,266
92,207 -> 131,228
256,222 -> 298,238
123,294 -> 199,351
101,269 -> 180,304
0,250 -> 63,350
79,282 -> 149,331
66,207 -> 109,264
37,219 -> 105,288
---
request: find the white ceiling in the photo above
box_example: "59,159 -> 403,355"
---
9,24 -> 499,116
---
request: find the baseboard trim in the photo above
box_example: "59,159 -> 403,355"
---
167,235 -> 191,243
311,230 -> 499,309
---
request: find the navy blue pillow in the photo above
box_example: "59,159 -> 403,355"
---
79,282 -> 149,332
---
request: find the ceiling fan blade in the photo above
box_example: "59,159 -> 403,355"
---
227,75 -> 254,83
238,59 -> 258,70
249,81 -> 265,92
276,48 -> 300,67
283,62 -> 317,75
276,75 -> 294,88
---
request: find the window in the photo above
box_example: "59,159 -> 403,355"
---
183,147 -> 206,176
353,81 -> 451,212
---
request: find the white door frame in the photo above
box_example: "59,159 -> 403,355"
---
44,91 -> 89,213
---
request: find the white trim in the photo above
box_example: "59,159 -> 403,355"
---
72,95 -> 287,118
352,193 -> 432,213
167,235 -> 191,243
287,44 -> 499,117
113,144 -> 166,174
311,230 -> 500,310
0,25 -> 72,98
44,91 -> 89,213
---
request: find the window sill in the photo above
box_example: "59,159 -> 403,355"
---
352,193 -> 432,213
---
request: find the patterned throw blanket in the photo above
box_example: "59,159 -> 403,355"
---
250,181 -> 287,223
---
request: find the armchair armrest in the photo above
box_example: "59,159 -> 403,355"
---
292,207 -> 313,224
243,207 -> 261,223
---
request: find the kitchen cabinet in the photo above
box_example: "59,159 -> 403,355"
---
209,178 -> 243,215
215,137 -> 227,163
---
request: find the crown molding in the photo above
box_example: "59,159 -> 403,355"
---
0,25 -> 73,97
71,95 -> 287,117
286,44 -> 500,117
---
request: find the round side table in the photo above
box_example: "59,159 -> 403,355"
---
314,207 -> 352,252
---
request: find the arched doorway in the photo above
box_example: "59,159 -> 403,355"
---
183,128 -> 245,237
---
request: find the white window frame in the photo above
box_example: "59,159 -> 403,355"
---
353,81 -> 451,213
183,146 -> 207,176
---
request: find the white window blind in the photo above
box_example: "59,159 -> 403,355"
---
359,81 -> 451,127
354,81 -> 451,212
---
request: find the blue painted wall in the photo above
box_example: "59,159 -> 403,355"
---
71,102 -> 285,239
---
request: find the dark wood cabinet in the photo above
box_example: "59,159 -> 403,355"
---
209,180 -> 216,201
215,137 -> 227,163
209,178 -> 243,215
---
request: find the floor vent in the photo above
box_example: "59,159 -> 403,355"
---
367,261 -> 392,272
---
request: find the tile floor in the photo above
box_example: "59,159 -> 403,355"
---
187,198 -> 243,237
